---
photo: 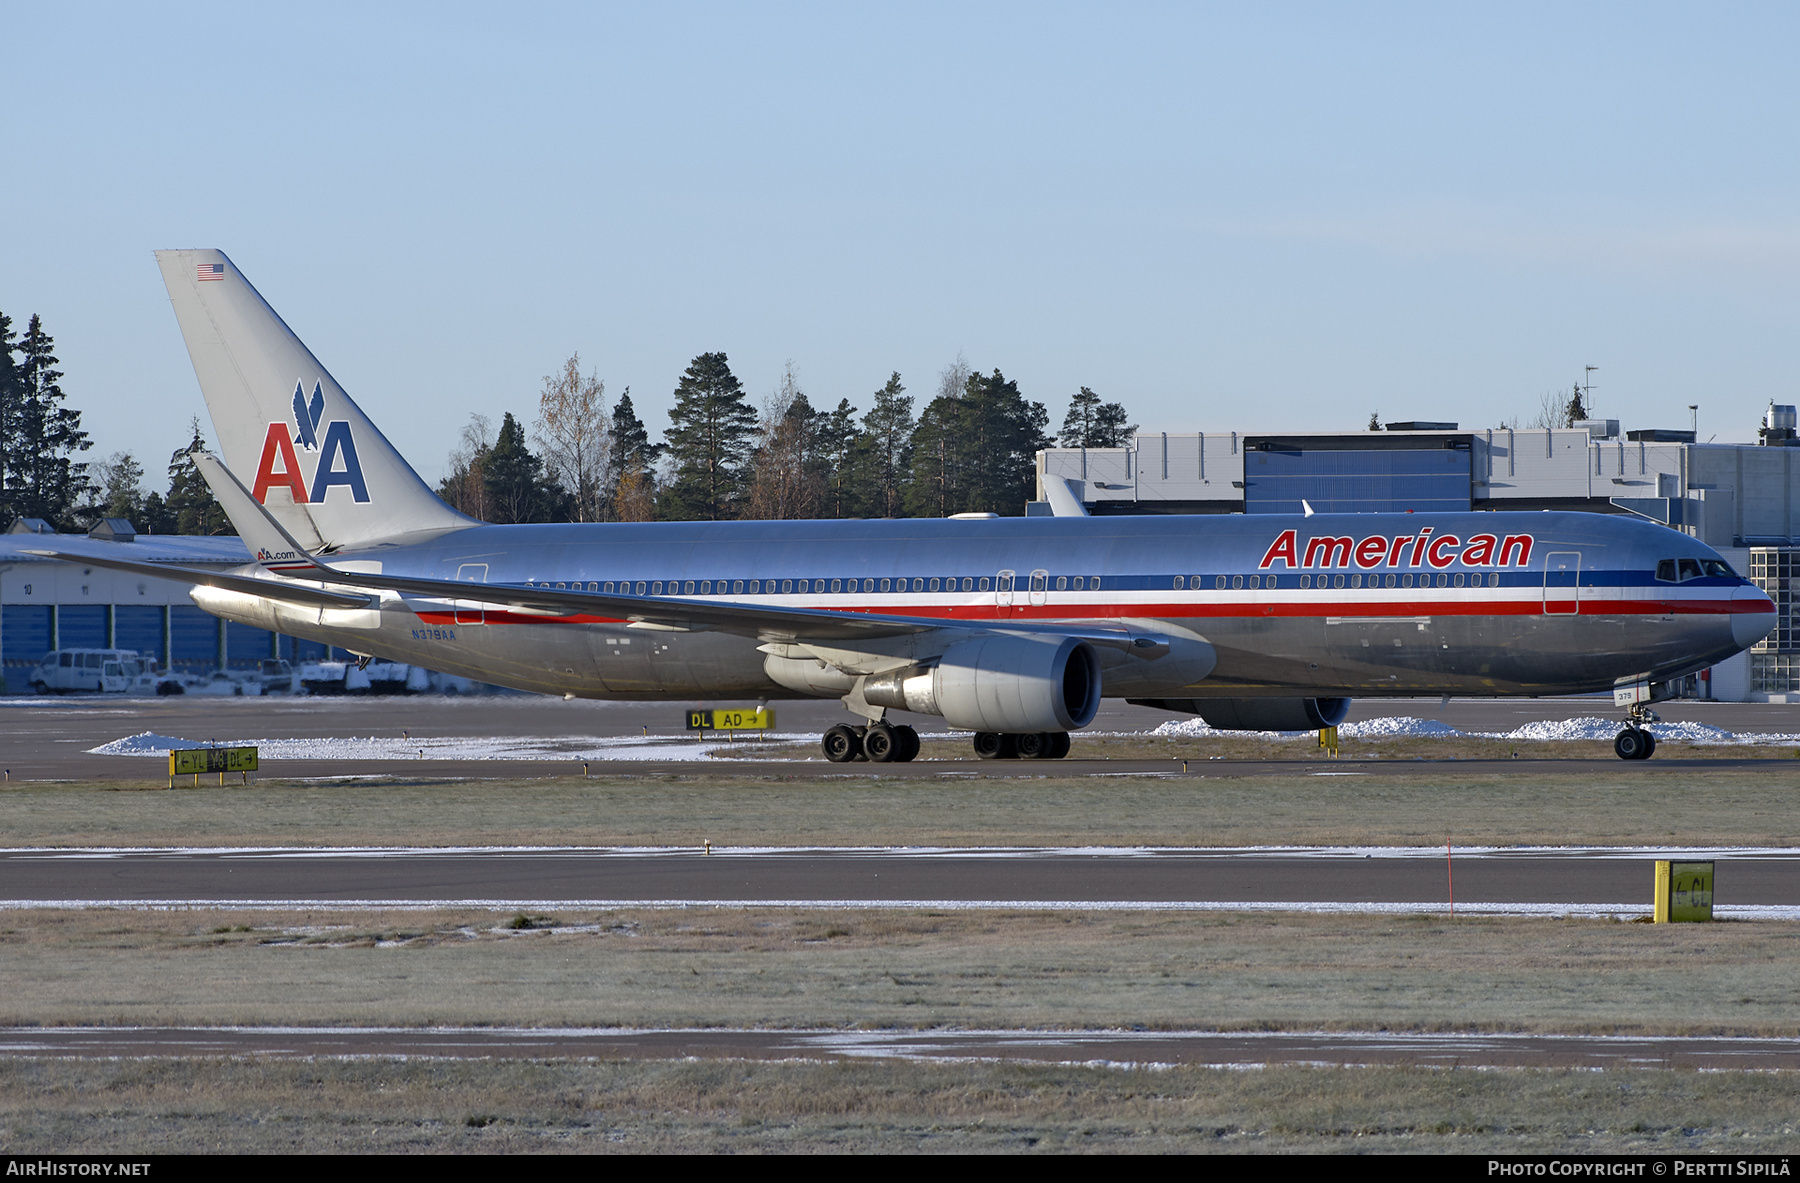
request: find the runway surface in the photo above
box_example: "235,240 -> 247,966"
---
3,1026 -> 1796,1070
4,845 -> 1795,915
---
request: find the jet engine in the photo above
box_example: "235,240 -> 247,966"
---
860,635 -> 1102,733
1130,696 -> 1352,731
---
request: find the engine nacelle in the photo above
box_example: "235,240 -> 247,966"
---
1130,696 -> 1352,731
863,635 -> 1102,733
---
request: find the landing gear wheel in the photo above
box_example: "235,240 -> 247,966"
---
1015,731 -> 1049,759
973,732 -> 1018,760
893,725 -> 920,763
863,722 -> 898,763
1046,731 -> 1071,759
1641,730 -> 1657,759
1613,728 -> 1651,761
823,724 -> 863,763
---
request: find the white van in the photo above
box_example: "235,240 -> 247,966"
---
30,649 -> 158,695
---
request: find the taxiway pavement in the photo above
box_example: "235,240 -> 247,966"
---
3,845 -> 1794,914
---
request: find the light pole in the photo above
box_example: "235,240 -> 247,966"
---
1583,365 -> 1599,417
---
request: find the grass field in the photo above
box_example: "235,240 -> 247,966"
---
4,1058 -> 1797,1153
2,908 -> 1795,1035
3,758 -> 1796,1153
1,764 -> 1797,848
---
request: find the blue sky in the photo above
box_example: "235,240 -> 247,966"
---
3,3 -> 1796,482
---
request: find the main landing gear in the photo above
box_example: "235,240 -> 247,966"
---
972,731 -> 1071,760
1613,704 -> 1659,761
822,721 -> 922,763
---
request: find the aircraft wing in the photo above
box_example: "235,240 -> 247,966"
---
28,547 -> 1163,656
163,450 -> 1165,653
287,564 -> 1162,652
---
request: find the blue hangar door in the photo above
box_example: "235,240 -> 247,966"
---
1241,433 -> 1474,515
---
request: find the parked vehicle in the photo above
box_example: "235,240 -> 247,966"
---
258,659 -> 296,694
30,649 -> 158,695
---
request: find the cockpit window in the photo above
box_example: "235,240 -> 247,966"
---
1655,560 -> 1676,582
1702,559 -> 1736,578
1678,559 -> 1703,581
1660,556 -> 1740,582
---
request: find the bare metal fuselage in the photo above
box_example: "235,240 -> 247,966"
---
191,511 -> 1770,706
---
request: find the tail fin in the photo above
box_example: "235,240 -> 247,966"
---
154,249 -> 477,550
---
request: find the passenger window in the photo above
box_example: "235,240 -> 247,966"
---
913,579 -> 924,591
979,577 -> 991,591
880,579 -> 891,592
928,578 -> 940,591
962,578 -> 974,591
1334,574 -> 1346,589
1215,576 -> 1226,590
1385,574 -> 1397,588
1232,575 -> 1243,590
634,581 -> 647,594
781,580 -> 793,594
683,581 -> 695,594
1350,574 -> 1362,588
1056,576 -> 1067,591
651,582 -> 663,594
1249,575 -> 1261,589
1173,576 -> 1184,590
1300,574 -> 1311,588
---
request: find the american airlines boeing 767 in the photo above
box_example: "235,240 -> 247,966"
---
37,251 -> 1777,761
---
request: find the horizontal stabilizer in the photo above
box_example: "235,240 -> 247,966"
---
26,550 -> 374,610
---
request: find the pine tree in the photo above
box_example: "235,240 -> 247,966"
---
904,356 -> 973,518
164,419 -> 233,535
1058,386 -> 1136,448
815,397 -> 865,520
608,389 -> 662,522
962,369 -> 1050,514
1565,384 -> 1589,426
482,412 -> 570,524
0,312 -> 19,524
8,315 -> 91,528
859,372 -> 913,518
660,352 -> 756,521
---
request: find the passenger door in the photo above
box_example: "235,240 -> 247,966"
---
1543,552 -> 1581,615
454,564 -> 487,625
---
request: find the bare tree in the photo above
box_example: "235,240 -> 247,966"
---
534,354 -> 611,522
1528,389 -> 1566,430
747,363 -> 822,520
439,413 -> 494,519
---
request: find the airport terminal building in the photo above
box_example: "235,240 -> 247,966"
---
1034,411 -> 1800,703
0,521 -> 330,694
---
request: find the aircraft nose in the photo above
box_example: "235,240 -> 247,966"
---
1732,586 -> 1777,651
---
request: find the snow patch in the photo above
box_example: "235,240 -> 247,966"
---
1148,714 -> 1800,746
87,730 -> 815,762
